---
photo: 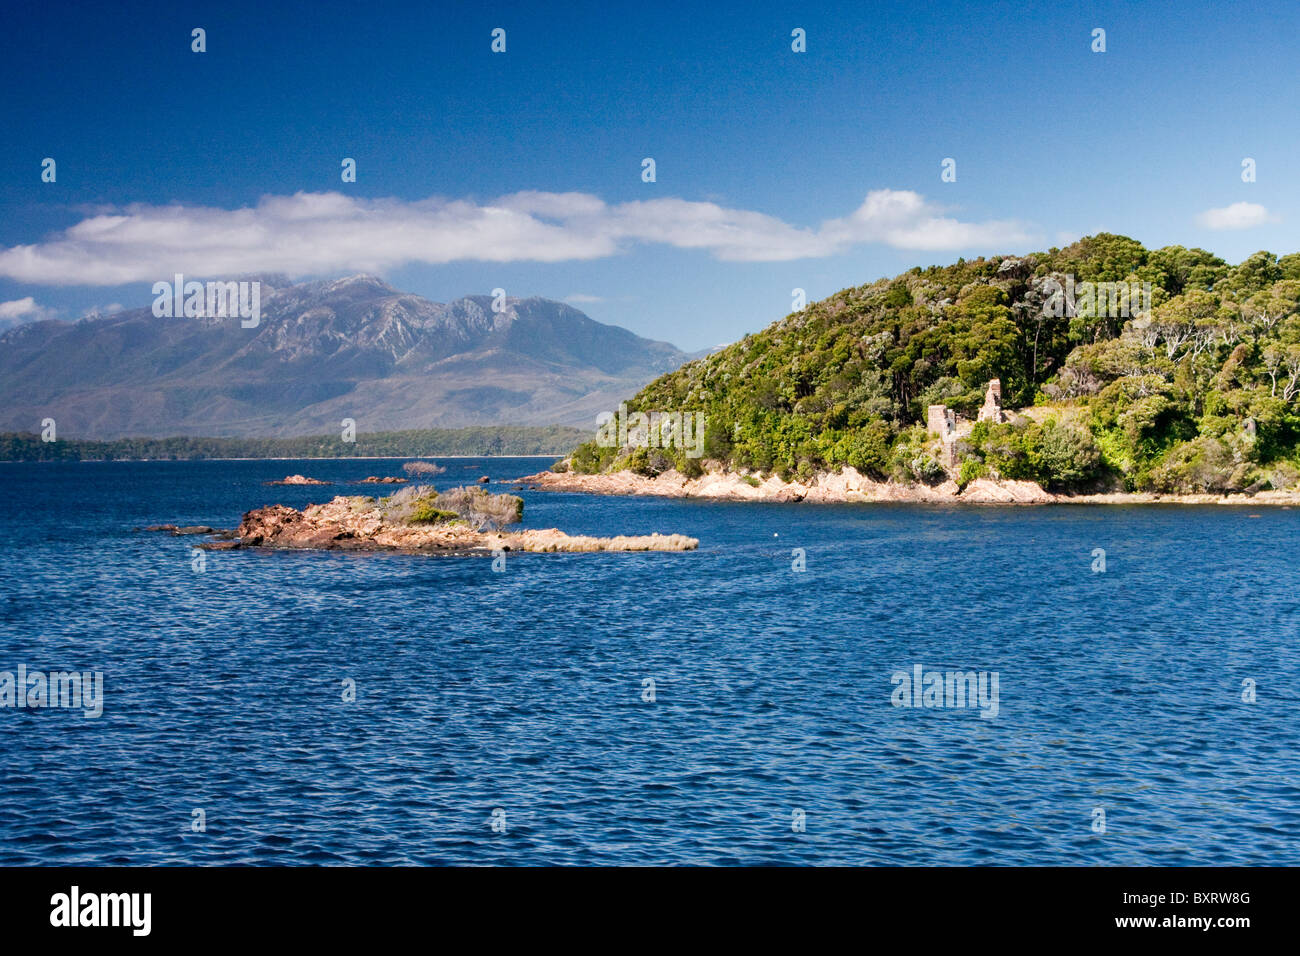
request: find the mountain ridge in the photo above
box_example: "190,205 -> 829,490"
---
0,276 -> 696,439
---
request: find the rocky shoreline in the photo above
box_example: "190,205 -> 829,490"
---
521,466 -> 1300,506
187,495 -> 698,554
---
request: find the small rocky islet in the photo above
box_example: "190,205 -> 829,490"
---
263,474 -> 412,486
153,483 -> 698,555
263,474 -> 330,486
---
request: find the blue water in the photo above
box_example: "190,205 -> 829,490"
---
1,457 -> 1298,865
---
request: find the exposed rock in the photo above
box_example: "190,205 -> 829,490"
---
995,256 -> 1034,281
477,476 -> 490,483
520,466 -> 1300,507
958,479 -> 1054,504
144,524 -> 216,535
266,474 -> 329,485
357,476 -> 407,484
208,496 -> 698,554
523,466 -> 962,503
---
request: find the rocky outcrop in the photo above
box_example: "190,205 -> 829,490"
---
524,466 -> 998,503
209,496 -> 697,554
995,256 -> 1035,281
958,478 -> 1054,503
265,475 -> 329,485
521,465 -> 1300,506
357,476 -> 407,484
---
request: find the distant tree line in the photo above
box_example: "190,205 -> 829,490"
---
0,425 -> 590,461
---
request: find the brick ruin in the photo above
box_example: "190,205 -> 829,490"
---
927,379 -> 1004,469
926,404 -> 956,440
977,378 -> 1005,424
927,402 -> 959,468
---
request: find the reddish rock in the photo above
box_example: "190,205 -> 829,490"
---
207,496 -> 697,554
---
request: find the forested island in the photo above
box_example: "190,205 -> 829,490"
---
0,425 -> 589,462
554,235 -> 1300,500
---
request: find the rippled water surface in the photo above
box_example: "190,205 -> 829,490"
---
1,458 -> 1298,865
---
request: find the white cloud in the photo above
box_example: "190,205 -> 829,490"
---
0,296 -> 56,322
1196,202 -> 1278,231
564,293 -> 605,304
0,297 -> 39,319
0,189 -> 1036,286
820,190 -> 1032,251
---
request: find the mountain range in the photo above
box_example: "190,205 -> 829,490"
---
0,275 -> 696,439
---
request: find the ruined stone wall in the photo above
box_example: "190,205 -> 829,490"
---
927,404 -> 949,438
977,379 -> 1004,424
927,404 -> 958,468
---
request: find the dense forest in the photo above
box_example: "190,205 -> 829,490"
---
0,425 -> 588,461
568,234 -> 1300,493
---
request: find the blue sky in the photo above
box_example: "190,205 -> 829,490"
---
2,0 -> 1298,348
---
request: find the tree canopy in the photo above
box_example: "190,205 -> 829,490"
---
569,235 -> 1300,494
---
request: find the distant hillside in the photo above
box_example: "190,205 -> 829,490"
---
569,235 -> 1300,494
0,275 -> 693,439
0,425 -> 587,461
